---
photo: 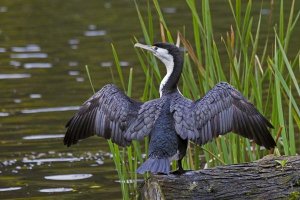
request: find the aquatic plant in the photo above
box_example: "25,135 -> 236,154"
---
88,0 -> 300,199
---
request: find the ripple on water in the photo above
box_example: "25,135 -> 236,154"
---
0,73 -> 31,79
68,39 -> 79,45
120,61 -> 129,67
14,99 -> 22,103
22,157 -> 81,164
23,134 -> 64,140
29,94 -> 42,99
68,70 -> 80,76
261,8 -> 271,15
0,112 -> 9,117
162,7 -> 177,14
10,53 -> 48,59
9,60 -> 21,67
68,61 -> 78,67
76,77 -> 84,82
101,61 -> 129,68
39,188 -> 73,193
101,61 -> 112,68
11,44 -> 41,52
0,6 -> 8,13
21,106 -> 80,114
88,24 -> 96,30
0,187 -> 22,192
84,30 -> 106,37
44,174 -> 93,180
24,63 -> 52,69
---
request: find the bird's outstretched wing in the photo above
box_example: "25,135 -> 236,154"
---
171,82 -> 276,149
64,84 -> 142,147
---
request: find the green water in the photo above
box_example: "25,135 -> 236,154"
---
0,1 -> 299,199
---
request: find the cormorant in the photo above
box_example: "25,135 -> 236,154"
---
64,42 -> 276,174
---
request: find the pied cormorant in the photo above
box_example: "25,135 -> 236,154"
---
64,42 -> 276,174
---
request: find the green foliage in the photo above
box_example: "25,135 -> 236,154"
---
275,159 -> 288,170
94,0 -> 300,198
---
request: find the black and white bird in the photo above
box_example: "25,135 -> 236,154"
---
64,42 -> 276,174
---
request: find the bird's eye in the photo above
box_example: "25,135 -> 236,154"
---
154,46 -> 158,50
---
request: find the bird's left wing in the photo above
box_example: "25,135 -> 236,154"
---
171,82 -> 276,149
64,84 -> 141,147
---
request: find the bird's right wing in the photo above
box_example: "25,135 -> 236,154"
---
64,84 -> 141,147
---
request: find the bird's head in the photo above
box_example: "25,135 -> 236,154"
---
134,42 -> 182,69
135,42 -> 183,96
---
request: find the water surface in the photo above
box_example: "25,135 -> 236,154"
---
0,0 -> 299,199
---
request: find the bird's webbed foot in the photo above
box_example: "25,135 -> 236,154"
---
170,169 -> 190,175
170,159 -> 192,175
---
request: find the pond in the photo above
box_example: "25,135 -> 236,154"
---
0,0 -> 299,199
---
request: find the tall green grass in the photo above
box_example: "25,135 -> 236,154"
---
93,0 -> 300,199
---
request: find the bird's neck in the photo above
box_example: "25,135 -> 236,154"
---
159,57 -> 183,97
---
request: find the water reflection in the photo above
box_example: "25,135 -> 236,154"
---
120,61 -> 130,67
23,134 -> 64,140
68,39 -> 80,49
13,99 -> 22,103
29,94 -> 42,99
1,159 -> 17,166
68,70 -> 80,76
0,112 -> 9,117
100,61 -> 129,68
68,61 -> 79,67
0,73 -> 31,79
101,61 -> 112,68
10,53 -> 48,59
21,106 -> 80,114
0,187 -> 22,192
24,63 -> 52,69
68,39 -> 79,45
11,44 -> 41,52
23,157 -> 82,163
0,1 -> 144,199
162,7 -> 177,14
261,9 -> 271,15
0,6 -> 7,13
39,188 -> 73,193
0,47 -> 6,53
44,174 -> 93,180
9,60 -> 21,67
84,30 -> 106,37
76,77 -> 85,82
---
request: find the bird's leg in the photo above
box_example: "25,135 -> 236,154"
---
178,159 -> 184,173
171,159 -> 187,175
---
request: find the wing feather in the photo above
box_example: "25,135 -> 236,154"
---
172,82 -> 276,149
64,84 -> 141,147
124,97 -> 166,141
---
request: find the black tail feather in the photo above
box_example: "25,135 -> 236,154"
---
137,158 -> 170,174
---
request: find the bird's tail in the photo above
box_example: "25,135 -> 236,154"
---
136,158 -> 170,174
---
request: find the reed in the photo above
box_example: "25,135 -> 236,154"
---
94,0 -> 300,198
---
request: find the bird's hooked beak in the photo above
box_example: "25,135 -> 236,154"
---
134,43 -> 157,54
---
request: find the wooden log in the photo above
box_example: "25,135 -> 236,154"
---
140,155 -> 300,200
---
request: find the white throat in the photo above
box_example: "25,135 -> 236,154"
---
152,47 -> 175,97
159,60 -> 174,97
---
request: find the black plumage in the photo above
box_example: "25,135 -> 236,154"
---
64,42 -> 276,174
